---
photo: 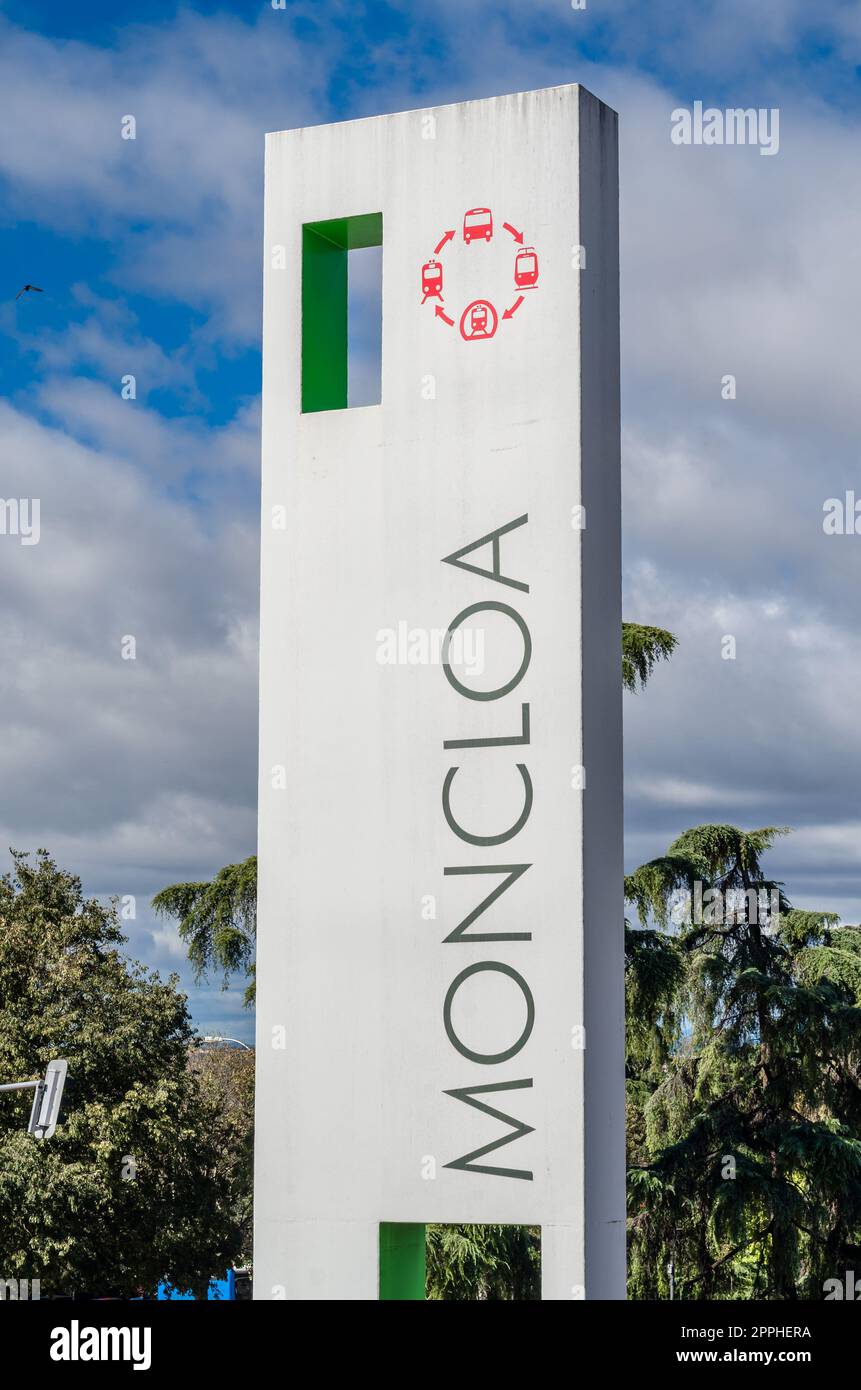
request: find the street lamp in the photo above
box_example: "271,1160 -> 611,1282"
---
0,1059 -> 68,1139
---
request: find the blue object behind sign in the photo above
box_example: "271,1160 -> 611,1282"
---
157,1269 -> 235,1301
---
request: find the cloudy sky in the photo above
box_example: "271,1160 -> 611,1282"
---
1,0 -> 859,1041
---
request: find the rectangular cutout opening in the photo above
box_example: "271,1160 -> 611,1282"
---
302,212 -> 382,413
379,1223 -> 541,1300
426,1224 -> 541,1301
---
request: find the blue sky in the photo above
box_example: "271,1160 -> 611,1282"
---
2,0 -> 861,1042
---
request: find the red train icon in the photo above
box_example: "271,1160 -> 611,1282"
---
514,246 -> 539,289
463,207 -> 493,244
421,259 -> 443,301
459,298 -> 498,341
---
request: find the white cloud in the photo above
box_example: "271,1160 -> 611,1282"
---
0,9 -> 328,342
20,289 -> 199,398
0,399 -> 258,869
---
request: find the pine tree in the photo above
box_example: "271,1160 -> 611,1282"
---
626,825 -> 861,1299
153,856 -> 257,1006
426,1224 -> 540,1300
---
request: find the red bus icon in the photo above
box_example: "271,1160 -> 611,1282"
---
514,246 -> 539,289
463,207 -> 493,244
421,259 -> 443,301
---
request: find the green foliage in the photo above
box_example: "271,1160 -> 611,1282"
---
0,851 -> 242,1297
189,1048 -> 254,1264
625,856 -> 704,930
625,825 -> 861,1300
425,1225 -> 540,1300
153,855 -> 257,1006
625,925 -> 684,1069
795,923 -> 861,998
667,823 -> 790,889
622,623 -> 677,693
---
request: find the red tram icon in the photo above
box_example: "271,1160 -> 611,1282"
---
514,246 -> 539,289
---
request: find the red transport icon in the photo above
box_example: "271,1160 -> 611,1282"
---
421,258 -> 443,302
463,207 -> 493,244
459,298 -> 498,341
422,208 -> 535,341
514,246 -> 539,288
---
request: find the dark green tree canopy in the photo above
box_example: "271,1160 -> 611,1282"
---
622,622 -> 677,693
0,850 -> 241,1297
626,825 -> 861,1300
153,855 -> 257,1006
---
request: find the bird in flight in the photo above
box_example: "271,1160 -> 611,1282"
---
15,284 -> 44,300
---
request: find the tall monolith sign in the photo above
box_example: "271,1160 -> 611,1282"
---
255,83 -> 624,1300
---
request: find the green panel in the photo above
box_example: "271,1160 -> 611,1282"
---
307,212 -> 382,251
301,213 -> 382,414
379,1222 -> 426,1300
301,225 -> 347,413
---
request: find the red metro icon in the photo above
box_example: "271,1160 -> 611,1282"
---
421,259 -> 443,302
460,299 -> 498,341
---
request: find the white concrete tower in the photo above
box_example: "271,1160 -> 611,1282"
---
255,83 -> 624,1301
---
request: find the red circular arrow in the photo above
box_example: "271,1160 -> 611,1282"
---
502,222 -> 524,244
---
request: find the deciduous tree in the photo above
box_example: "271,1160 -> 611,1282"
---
0,851 -> 241,1298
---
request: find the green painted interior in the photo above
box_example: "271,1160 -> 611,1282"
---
379,1222 -> 426,1300
301,212 -> 383,414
